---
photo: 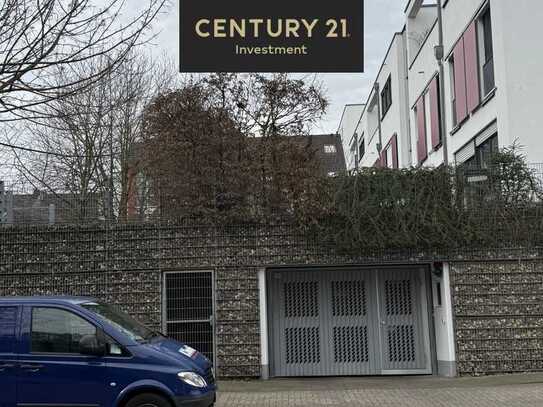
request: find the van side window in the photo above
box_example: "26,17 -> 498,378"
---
31,308 -> 96,354
0,307 -> 18,353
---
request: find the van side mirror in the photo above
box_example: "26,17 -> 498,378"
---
79,334 -> 106,357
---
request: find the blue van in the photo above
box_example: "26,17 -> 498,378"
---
0,297 -> 216,407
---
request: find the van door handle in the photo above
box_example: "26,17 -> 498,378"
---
20,364 -> 44,372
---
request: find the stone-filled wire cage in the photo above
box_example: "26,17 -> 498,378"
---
0,224 -> 271,378
2,161 -> 543,378
451,260 -> 543,376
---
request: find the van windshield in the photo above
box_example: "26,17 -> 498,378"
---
82,302 -> 157,343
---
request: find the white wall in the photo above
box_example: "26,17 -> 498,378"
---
407,5 -> 439,67
358,33 -> 411,168
338,104 -> 365,170
346,0 -> 543,169
407,19 -> 444,167
437,0 -> 543,164
432,263 -> 456,377
491,0 -> 543,163
440,0 -> 499,164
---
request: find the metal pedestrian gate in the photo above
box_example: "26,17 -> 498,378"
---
268,267 -> 432,376
163,271 -> 215,365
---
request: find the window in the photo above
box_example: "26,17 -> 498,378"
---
428,77 -> 442,149
324,144 -> 337,154
0,307 -> 18,353
31,307 -> 96,354
475,134 -> 498,169
380,76 -> 392,119
382,134 -> 398,169
460,134 -> 498,169
415,96 -> 427,164
359,138 -> 365,161
449,57 -> 457,126
82,302 -> 155,343
386,148 -> 393,169
480,8 -> 495,95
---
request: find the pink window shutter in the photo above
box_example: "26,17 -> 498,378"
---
380,148 -> 388,168
391,134 -> 399,169
416,97 -> 427,164
429,77 -> 441,149
464,21 -> 481,113
453,38 -> 468,123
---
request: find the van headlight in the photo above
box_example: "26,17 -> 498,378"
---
177,372 -> 207,388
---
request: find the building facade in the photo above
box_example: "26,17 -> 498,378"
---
342,0 -> 543,169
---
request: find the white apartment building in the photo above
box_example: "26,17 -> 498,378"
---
341,0 -> 543,169
338,104 -> 365,170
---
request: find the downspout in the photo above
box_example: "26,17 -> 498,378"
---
436,0 -> 449,166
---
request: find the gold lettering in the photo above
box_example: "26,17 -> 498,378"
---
301,19 -> 318,38
214,18 -> 227,37
230,19 -> 245,37
285,19 -> 301,37
195,19 -> 210,37
249,18 -> 264,37
267,19 -> 283,38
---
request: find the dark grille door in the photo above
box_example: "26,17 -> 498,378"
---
163,271 -> 215,364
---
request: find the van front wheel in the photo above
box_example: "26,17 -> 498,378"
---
125,394 -> 172,407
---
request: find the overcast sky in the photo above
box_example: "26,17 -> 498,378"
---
148,0 -> 406,134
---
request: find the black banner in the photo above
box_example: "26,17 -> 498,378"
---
179,0 -> 364,72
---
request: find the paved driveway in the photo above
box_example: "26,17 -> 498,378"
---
217,374 -> 543,407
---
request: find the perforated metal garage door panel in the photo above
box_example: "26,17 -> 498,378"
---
269,268 -> 430,377
378,269 -> 428,372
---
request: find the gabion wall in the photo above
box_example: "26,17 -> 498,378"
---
450,260 -> 543,375
1,224 -> 543,377
0,223 -> 339,378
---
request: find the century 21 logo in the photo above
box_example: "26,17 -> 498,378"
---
194,18 -> 350,39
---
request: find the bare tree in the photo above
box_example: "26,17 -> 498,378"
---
141,73 -> 330,221
205,73 -> 329,213
0,0 -> 167,122
9,51 -> 174,221
205,73 -> 328,137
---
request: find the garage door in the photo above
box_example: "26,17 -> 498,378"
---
269,267 -> 431,376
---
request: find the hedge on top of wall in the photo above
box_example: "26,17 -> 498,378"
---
304,150 -> 543,254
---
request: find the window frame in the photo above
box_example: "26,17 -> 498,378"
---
359,137 -> 365,161
448,56 -> 458,128
380,76 -> 393,120
457,133 -> 498,169
479,7 -> 495,97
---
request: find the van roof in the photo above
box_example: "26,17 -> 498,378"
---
0,296 -> 96,305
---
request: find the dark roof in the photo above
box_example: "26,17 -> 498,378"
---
290,134 -> 347,176
247,134 -> 346,176
130,133 -> 347,177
